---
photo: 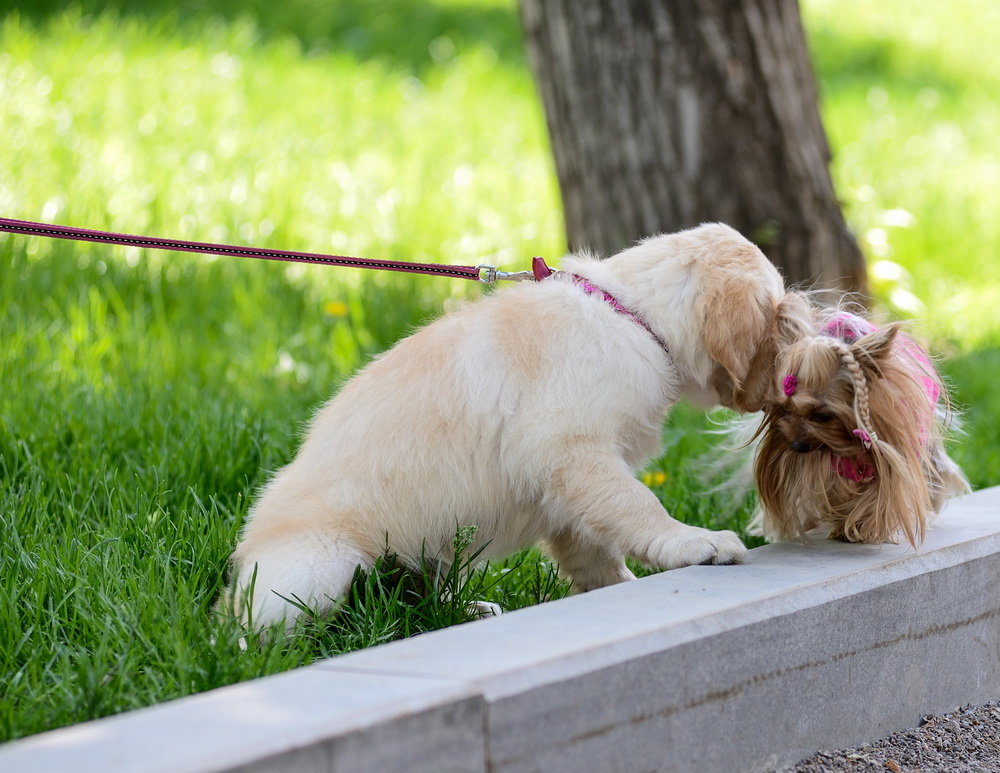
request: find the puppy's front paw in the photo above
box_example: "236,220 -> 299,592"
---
647,527 -> 747,569
698,529 -> 747,565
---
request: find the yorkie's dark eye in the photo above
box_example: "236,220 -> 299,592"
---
810,411 -> 834,423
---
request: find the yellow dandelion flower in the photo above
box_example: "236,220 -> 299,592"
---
642,471 -> 667,487
323,300 -> 349,317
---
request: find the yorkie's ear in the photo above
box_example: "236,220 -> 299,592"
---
852,323 -> 902,380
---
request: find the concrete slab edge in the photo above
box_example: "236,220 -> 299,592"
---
1,487 -> 997,773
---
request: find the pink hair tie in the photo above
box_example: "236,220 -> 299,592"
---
782,374 -> 798,396
833,455 -> 875,483
822,311 -> 876,342
852,428 -> 875,449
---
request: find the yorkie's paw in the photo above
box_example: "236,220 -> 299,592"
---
648,527 -> 747,569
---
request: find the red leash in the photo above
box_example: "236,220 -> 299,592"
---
0,216 -> 673,351
0,217 -> 546,284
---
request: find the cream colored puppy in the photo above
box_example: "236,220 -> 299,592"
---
225,223 -> 787,631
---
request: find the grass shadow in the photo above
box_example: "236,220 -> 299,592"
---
1,0 -> 527,72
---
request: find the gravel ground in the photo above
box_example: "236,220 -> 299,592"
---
783,701 -> 1000,772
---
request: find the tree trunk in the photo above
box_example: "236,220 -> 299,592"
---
519,0 -> 867,296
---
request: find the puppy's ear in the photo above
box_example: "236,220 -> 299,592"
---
725,337 -> 779,412
699,282 -> 774,398
776,292 -> 814,347
712,293 -> 809,412
852,323 -> 901,380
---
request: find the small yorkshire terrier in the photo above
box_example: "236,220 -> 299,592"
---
748,294 -> 969,545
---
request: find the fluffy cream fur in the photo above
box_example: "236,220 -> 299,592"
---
223,223 -> 788,631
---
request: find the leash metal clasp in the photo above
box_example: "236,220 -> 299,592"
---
476,265 -> 535,284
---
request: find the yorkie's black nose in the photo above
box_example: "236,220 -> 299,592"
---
790,439 -> 812,454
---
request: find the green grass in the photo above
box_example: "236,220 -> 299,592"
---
804,0 -> 1000,348
0,0 -> 998,743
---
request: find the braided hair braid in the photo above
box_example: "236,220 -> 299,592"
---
824,337 -> 879,449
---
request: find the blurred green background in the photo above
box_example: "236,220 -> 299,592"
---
1,0 -> 998,741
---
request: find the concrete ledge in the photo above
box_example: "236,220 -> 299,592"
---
2,487 -> 998,772
0,665 -> 485,773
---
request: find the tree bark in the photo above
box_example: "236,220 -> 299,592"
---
519,0 -> 867,295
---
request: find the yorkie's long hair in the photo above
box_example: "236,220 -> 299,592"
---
749,293 -> 968,546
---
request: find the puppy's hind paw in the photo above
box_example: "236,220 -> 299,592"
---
470,600 -> 503,618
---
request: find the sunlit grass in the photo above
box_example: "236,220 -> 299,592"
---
0,5 -> 559,267
1,0 -> 998,743
0,1 -> 565,742
805,0 -> 1000,347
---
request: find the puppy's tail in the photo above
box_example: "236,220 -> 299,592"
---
221,527 -> 371,634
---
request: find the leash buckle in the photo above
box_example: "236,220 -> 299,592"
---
476,265 -> 536,284
476,265 -> 498,283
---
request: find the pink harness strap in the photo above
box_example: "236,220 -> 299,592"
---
562,272 -> 669,353
531,255 -> 668,352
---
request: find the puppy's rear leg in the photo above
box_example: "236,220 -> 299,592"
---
546,529 -> 636,593
226,523 -> 370,633
546,451 -> 747,570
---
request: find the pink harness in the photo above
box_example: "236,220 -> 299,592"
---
532,257 -> 669,354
